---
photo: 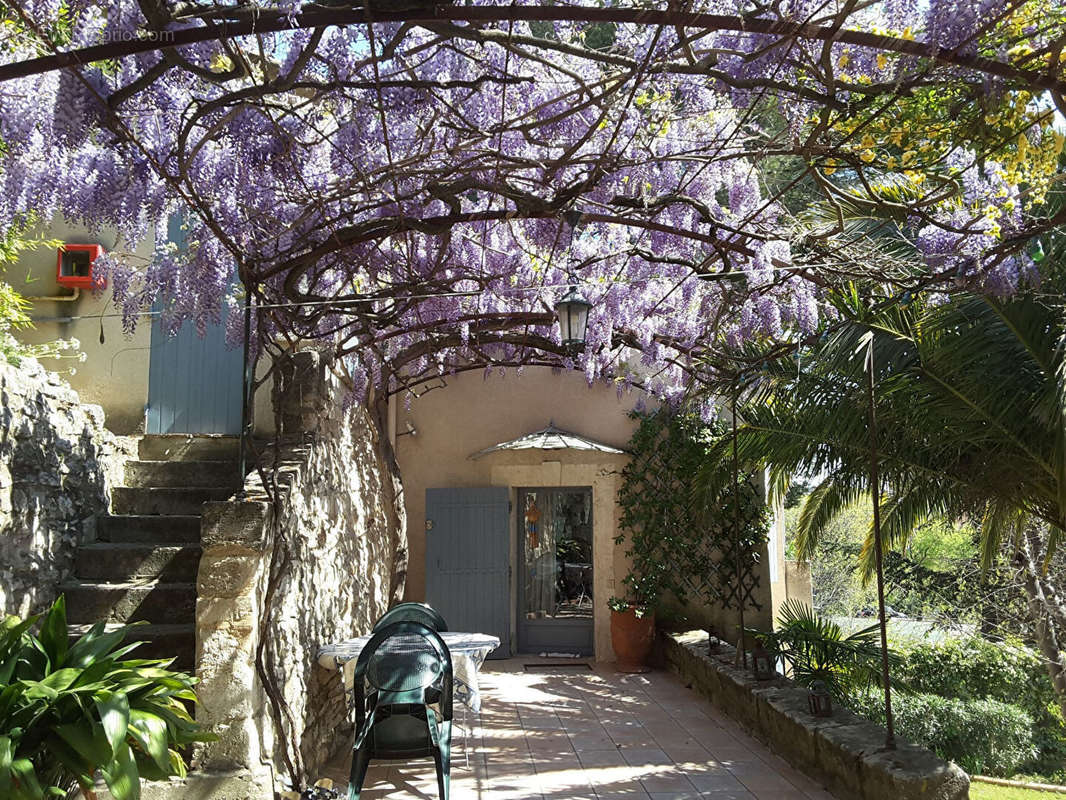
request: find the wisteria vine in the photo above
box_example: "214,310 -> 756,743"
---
0,0 -> 1064,403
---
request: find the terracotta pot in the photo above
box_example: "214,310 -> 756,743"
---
610,606 -> 656,673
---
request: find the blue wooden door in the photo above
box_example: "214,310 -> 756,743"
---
145,217 -> 244,434
425,488 -> 511,658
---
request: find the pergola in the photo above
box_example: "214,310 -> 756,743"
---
2,0 -> 1065,765
1,1 -> 1062,400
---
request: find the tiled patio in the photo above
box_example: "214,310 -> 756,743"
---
323,659 -> 835,799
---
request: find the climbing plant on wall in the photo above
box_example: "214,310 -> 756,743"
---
616,408 -> 770,615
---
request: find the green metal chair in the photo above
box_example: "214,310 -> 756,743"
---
372,602 -> 448,633
348,621 -> 453,800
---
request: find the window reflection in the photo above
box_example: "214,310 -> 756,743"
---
521,488 -> 593,620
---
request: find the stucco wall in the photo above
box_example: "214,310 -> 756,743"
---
393,368 -> 646,660
0,358 -> 132,616
396,368 -> 644,597
12,218 -> 155,434
193,351 -> 406,796
394,368 -> 797,658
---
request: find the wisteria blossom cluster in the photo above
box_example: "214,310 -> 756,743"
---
0,0 -> 1062,401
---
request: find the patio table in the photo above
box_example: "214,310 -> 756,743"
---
317,631 -> 500,713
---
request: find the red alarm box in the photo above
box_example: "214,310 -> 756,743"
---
56,244 -> 105,290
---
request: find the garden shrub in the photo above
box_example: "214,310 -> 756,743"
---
0,596 -> 212,799
851,691 -> 1036,776
895,636 -> 1049,717
892,636 -> 1066,779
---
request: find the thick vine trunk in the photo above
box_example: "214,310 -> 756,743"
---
371,392 -> 409,606
1015,527 -> 1066,721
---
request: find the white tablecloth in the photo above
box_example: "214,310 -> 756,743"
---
317,632 -> 500,714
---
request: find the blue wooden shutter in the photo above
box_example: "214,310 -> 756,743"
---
425,487 -> 511,658
145,216 -> 244,434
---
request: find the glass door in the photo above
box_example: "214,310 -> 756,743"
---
517,487 -> 594,655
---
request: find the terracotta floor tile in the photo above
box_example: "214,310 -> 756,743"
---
686,772 -> 749,793
621,747 -> 673,767
578,748 -> 628,768
639,770 -> 699,794
320,660 -> 837,800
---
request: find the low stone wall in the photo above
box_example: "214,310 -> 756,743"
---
188,351 -> 406,798
663,631 -> 970,800
0,358 -> 132,617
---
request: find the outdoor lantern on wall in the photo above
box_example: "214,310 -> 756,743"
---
751,642 -> 776,681
808,680 -> 833,717
56,244 -> 105,290
555,285 -> 591,351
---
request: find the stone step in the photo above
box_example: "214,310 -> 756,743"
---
74,543 -> 202,583
124,459 -> 243,489
68,622 -> 195,672
97,514 -> 201,544
59,581 -> 196,625
111,486 -> 234,516
138,434 -> 241,463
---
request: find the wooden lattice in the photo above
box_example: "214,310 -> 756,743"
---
617,410 -> 769,613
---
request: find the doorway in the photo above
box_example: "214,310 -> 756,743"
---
517,487 -> 594,656
146,215 -> 243,434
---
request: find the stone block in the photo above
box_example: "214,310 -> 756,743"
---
198,554 -> 265,598
861,742 -> 969,800
197,595 -> 257,630
0,361 -> 127,618
194,716 -> 263,773
139,769 -> 274,800
201,500 -> 272,551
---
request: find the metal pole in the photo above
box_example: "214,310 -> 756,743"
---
732,382 -> 746,668
866,337 -> 896,749
238,284 -> 252,495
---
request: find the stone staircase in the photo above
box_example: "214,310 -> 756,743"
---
62,435 -> 244,673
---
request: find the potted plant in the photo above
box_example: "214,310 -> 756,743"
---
608,574 -> 659,673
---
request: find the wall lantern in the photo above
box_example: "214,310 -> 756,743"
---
808,680 -> 833,717
56,244 -> 105,290
751,642 -> 776,681
555,286 -> 591,352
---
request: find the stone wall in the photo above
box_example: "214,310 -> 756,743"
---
663,631 -> 970,800
0,358 -> 132,617
189,351 -> 406,798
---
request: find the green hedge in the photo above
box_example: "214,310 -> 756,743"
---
851,691 -> 1036,776
894,637 -> 1049,718
893,636 -> 1066,779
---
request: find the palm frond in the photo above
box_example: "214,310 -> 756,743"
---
796,478 -> 866,561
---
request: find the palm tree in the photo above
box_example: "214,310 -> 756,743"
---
697,285 -> 1066,716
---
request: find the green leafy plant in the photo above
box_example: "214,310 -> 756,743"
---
695,278 -> 1066,720
897,637 -> 1050,717
0,596 -> 213,800
0,217 -> 65,366
607,596 -> 650,619
617,408 -> 770,618
749,599 -> 899,700
894,636 -> 1066,780
851,691 -> 1036,777
607,572 -> 660,619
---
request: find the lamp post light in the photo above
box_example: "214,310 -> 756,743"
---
555,285 -> 592,352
